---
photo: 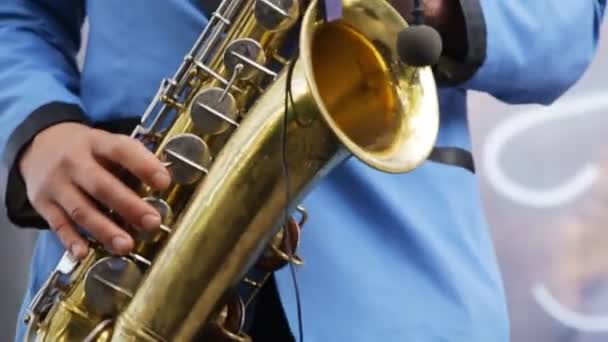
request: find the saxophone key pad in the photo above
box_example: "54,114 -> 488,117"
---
161,133 -> 212,185
191,87 -> 239,135
83,257 -> 143,318
255,0 -> 299,31
224,38 -> 267,80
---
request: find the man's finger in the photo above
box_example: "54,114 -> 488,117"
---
73,159 -> 162,231
35,200 -> 89,259
53,184 -> 134,255
90,130 -> 171,190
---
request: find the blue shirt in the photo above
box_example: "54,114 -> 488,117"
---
0,1 -> 604,341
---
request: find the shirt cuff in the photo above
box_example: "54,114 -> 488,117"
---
434,0 -> 487,86
3,101 -> 90,229
3,111 -> 141,229
3,101 -> 90,169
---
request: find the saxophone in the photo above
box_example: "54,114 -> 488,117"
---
23,0 -> 439,340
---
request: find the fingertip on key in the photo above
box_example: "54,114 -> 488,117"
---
152,170 -> 171,189
111,235 -> 133,254
70,243 -> 89,259
141,213 -> 161,230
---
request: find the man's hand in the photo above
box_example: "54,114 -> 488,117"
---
19,122 -> 171,259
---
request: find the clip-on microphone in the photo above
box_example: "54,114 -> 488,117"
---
398,2 -> 475,172
397,0 -> 443,67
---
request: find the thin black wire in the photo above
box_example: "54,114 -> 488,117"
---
281,51 -> 304,342
412,0 -> 424,25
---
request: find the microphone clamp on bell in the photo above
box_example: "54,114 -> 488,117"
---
397,0 -> 443,67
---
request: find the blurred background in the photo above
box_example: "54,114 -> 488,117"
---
469,21 -> 608,342
1,15 -> 607,342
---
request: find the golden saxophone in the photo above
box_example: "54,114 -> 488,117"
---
23,0 -> 439,340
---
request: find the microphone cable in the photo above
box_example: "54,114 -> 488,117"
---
282,50 -> 305,342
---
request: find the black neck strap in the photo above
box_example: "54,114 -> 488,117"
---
428,146 -> 476,173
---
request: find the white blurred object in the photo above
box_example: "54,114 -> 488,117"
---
470,18 -> 608,342
482,92 -> 606,208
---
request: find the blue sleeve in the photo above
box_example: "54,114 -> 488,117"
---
463,0 -> 607,105
0,1 -> 88,169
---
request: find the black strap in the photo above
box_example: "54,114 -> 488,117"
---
428,146 -> 475,173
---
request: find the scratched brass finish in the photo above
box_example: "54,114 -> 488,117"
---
25,0 -> 438,341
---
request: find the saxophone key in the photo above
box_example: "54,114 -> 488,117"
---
242,277 -> 263,288
296,204 -> 308,227
133,197 -> 174,243
191,87 -> 240,135
224,38 -> 273,80
202,293 -> 251,342
193,60 -> 245,93
161,133 -> 212,185
128,252 -> 152,267
83,257 -> 143,318
256,216 -> 304,272
255,0 -> 299,31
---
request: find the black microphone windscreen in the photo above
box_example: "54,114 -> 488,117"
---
397,25 -> 443,67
